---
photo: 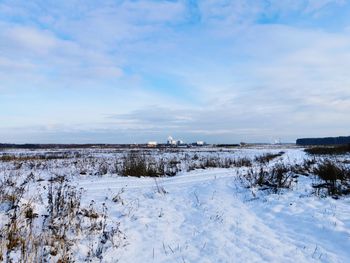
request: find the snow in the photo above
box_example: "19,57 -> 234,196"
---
1,147 -> 349,262
76,167 -> 350,263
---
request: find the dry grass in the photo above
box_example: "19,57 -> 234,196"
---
240,162 -> 295,193
305,144 -> 350,155
121,151 -> 165,177
312,160 -> 350,197
0,173 -> 125,262
254,152 -> 285,165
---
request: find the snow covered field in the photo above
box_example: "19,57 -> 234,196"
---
0,146 -> 349,262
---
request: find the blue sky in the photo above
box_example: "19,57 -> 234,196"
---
1,0 -> 350,143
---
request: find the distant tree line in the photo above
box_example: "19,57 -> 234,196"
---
296,136 -> 350,146
0,143 -> 126,149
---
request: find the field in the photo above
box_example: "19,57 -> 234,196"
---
0,146 -> 350,262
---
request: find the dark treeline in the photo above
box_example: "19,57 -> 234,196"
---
0,143 -> 196,149
297,136 -> 350,146
0,143 -> 136,149
215,144 -> 240,147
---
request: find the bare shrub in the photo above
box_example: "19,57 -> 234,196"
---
187,156 -> 252,172
240,163 -> 294,193
290,158 -> 315,176
0,174 -> 125,262
312,160 -> 350,197
0,153 -> 72,162
305,144 -> 350,155
233,157 -> 252,167
164,158 -> 181,176
121,151 -> 164,177
97,162 -> 109,176
254,152 -> 285,165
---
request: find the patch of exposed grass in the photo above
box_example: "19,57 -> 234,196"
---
305,144 -> 350,155
254,152 -> 285,165
312,160 -> 350,197
0,173 -> 124,262
121,152 -> 165,177
0,154 -> 69,162
240,162 -> 295,192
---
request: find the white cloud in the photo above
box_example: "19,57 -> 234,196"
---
304,0 -> 346,14
5,26 -> 58,54
0,0 -> 350,143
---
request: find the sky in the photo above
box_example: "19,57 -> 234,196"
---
1,0 -> 350,144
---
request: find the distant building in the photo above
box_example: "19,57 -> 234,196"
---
147,141 -> 158,147
166,136 -> 188,146
196,141 -> 204,146
167,136 -> 177,145
167,136 -> 183,145
273,138 -> 281,145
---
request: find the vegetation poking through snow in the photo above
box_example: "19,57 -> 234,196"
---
254,152 -> 285,164
1,147 -> 350,262
312,159 -> 350,197
119,151 -> 254,177
0,173 -> 125,262
187,156 -> 252,171
0,151 -> 82,162
304,144 -> 350,155
121,152 -> 165,177
240,162 -> 295,192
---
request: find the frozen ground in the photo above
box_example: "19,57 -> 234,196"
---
0,146 -> 349,262
77,169 -> 350,263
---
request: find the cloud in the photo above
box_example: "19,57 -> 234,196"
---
121,0 -> 187,23
303,0 -> 346,14
0,0 -> 350,143
4,26 -> 57,54
0,21 -> 125,89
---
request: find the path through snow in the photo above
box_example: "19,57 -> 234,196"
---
76,169 -> 350,263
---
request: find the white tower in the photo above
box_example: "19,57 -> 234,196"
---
167,136 -> 176,145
